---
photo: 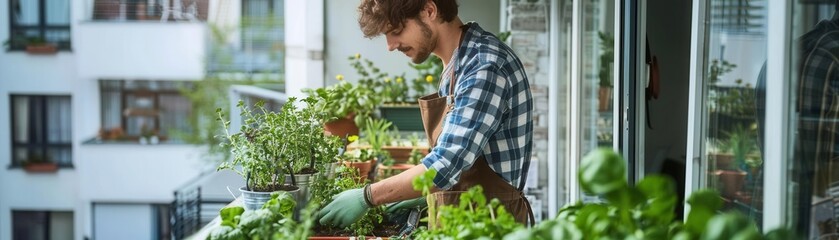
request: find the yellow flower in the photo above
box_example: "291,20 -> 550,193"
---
384,77 -> 391,83
355,53 -> 361,59
425,75 -> 434,83
396,77 -> 404,83
348,135 -> 359,142
336,74 -> 344,81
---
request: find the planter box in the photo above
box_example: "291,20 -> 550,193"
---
379,104 -> 424,131
23,162 -> 59,173
25,44 -> 58,55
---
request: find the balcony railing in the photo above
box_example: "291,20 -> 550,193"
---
90,0 -> 208,22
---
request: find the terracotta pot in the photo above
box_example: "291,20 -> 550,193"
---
713,170 -> 747,198
24,162 -> 58,173
25,44 -> 57,55
343,159 -> 375,183
324,115 -> 359,138
712,153 -> 735,170
598,87 -> 611,111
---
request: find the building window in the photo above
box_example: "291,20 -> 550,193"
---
99,80 -> 192,142
153,204 -> 171,240
242,0 -> 284,52
12,210 -> 74,240
10,95 -> 72,167
7,0 -> 71,50
92,0 -> 208,22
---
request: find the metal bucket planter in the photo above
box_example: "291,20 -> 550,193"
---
239,186 -> 299,211
286,172 -> 317,207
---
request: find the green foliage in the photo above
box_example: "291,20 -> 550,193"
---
499,148 -> 796,240
207,192 -> 298,240
339,148 -> 377,163
309,165 -> 386,236
409,55 -> 443,100
362,118 -> 394,155
707,59 -> 737,85
304,69 -> 382,128
722,124 -> 758,170
216,97 -> 337,192
707,59 -> 756,117
579,148 -> 626,195
598,31 -> 614,88
411,185 -> 522,239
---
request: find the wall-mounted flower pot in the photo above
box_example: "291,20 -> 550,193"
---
23,162 -> 58,173
25,44 -> 58,55
379,104 -> 424,131
239,186 -> 299,211
324,115 -> 359,138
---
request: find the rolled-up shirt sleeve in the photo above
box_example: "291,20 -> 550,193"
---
421,63 -> 508,190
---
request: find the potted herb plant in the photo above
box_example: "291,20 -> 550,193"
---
280,96 -> 344,215
216,100 -> 302,211
712,124 -> 755,198
338,148 -> 377,183
306,63 -> 382,137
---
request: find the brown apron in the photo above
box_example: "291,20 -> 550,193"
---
417,27 -> 535,225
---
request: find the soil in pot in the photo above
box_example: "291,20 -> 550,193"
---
310,222 -> 401,239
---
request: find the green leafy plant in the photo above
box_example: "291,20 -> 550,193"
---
305,68 -> 382,128
499,148 -> 795,240
409,55 -> 444,100
216,96 -> 335,192
207,192 -> 297,240
411,169 -> 522,239
339,148 -> 377,163
721,124 -> 757,170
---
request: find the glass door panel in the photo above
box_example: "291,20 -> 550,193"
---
786,1 -> 839,238
700,0 -> 767,227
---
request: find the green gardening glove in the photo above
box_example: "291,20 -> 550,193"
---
317,188 -> 370,228
386,197 -> 427,216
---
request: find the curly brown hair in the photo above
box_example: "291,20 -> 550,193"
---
357,0 -> 458,38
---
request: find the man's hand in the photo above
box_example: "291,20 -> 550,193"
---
386,197 -> 427,216
317,188 -> 370,228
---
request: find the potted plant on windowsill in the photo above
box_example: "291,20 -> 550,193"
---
4,36 -> 58,54
22,155 -> 58,173
712,124 -> 755,198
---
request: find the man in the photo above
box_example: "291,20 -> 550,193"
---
317,0 -> 534,228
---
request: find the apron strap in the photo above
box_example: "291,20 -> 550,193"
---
521,192 -> 536,227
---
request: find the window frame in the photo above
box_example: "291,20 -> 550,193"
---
9,95 -> 73,168
99,80 -> 193,140
7,0 -> 72,51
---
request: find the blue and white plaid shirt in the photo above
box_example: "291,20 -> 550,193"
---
421,22 -> 533,190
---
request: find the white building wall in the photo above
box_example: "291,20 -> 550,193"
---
75,23 -> 206,80
0,0 -> 211,239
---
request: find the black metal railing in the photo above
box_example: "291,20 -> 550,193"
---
171,187 -> 201,240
